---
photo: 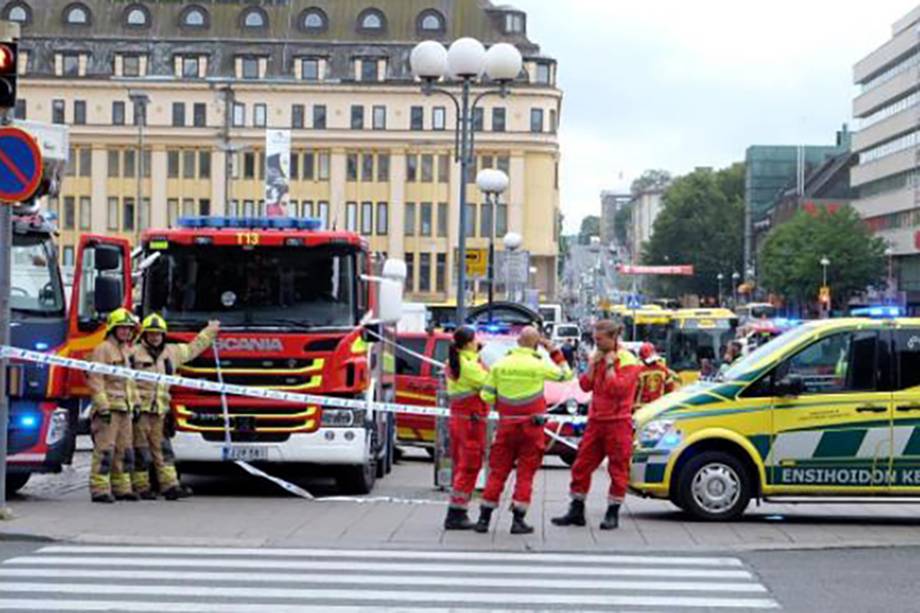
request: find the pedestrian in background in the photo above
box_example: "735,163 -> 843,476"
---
552,320 -> 641,530
87,308 -> 139,503
442,326 -> 490,530
474,327 -> 573,534
635,342 -> 680,406
131,314 -> 219,500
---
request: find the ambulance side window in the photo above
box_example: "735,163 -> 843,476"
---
893,329 -> 920,390
779,331 -> 877,395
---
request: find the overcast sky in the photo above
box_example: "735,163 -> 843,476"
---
513,0 -> 920,233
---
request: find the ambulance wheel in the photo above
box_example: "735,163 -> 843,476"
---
337,459 -> 376,495
5,472 -> 30,495
677,451 -> 750,521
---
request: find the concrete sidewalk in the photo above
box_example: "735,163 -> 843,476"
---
4,448 -> 920,552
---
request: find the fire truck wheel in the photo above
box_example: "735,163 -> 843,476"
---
559,450 -> 577,467
5,473 -> 30,495
336,459 -> 377,495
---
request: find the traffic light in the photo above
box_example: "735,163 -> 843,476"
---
0,41 -> 17,108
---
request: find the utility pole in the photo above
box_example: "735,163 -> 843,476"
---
221,85 -> 235,213
128,91 -> 148,228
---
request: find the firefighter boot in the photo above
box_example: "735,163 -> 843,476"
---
551,500 -> 586,527
116,492 -> 140,502
600,503 -> 621,530
510,508 -> 534,535
176,484 -> 194,498
91,493 -> 116,504
473,505 -> 493,533
444,507 -> 475,531
162,486 -> 183,501
139,490 -> 157,501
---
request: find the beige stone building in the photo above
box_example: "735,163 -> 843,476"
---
9,0 -> 562,300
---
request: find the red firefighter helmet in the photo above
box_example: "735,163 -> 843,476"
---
639,342 -> 657,363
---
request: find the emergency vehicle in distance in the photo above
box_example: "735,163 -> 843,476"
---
136,216 -> 404,494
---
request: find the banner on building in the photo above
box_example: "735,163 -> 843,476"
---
617,264 -> 694,276
265,129 -> 291,217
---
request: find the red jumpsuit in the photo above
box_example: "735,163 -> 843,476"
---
446,350 -> 489,510
568,348 -> 641,504
636,360 -> 679,405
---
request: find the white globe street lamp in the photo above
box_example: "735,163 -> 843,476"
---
477,169 -> 509,321
410,37 -> 523,323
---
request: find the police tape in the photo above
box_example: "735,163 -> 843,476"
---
0,345 -> 588,426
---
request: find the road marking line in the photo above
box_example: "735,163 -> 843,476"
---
38,545 -> 745,567
6,556 -> 753,579
0,568 -> 767,593
0,601 -> 453,613
0,582 -> 781,609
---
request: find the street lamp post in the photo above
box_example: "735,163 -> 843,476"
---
731,271 -> 740,307
477,168 -> 509,323
885,246 -> 895,301
820,256 -> 830,317
717,273 -> 724,307
128,91 -> 149,229
503,231 -> 523,303
410,39 -> 522,323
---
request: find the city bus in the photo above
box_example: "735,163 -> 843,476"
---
666,308 -> 739,383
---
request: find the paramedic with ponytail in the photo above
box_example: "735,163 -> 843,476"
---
442,326 -> 490,530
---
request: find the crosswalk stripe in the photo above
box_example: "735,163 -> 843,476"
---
0,582 -> 781,609
38,545 -> 744,567
0,568 -> 768,593
5,555 -> 754,579
0,602 -> 452,613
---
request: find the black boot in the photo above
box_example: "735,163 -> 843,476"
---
510,508 -> 534,535
443,507 -> 475,530
600,503 -> 621,530
176,484 -> 193,498
138,490 -> 157,501
162,486 -> 183,501
91,493 -> 115,504
551,500 -> 586,527
115,492 -> 140,502
473,506 -> 493,533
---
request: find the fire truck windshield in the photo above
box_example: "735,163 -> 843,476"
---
143,244 -> 359,330
11,234 -> 65,317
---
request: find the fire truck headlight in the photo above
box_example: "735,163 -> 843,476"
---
45,408 -> 70,446
321,409 -> 365,428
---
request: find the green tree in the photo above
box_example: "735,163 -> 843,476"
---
631,169 -> 672,194
578,215 -> 600,244
759,206 -> 886,310
642,165 -> 744,298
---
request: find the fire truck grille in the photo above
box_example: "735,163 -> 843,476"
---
177,404 -> 320,437
178,358 -> 324,391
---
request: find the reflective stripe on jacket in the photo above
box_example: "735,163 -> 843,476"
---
133,327 -> 217,414
579,347 -> 641,421
88,337 -> 136,414
636,361 -> 680,405
446,349 -> 489,417
481,346 -> 574,417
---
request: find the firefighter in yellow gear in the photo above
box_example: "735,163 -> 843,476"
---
87,308 -> 139,503
131,314 -> 219,500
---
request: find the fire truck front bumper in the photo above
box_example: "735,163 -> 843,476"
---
171,428 -> 369,466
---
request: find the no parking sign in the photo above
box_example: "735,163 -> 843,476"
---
0,126 -> 41,203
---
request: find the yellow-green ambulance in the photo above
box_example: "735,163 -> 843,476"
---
631,317 -> 920,520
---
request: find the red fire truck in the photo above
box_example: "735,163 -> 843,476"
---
137,216 -> 402,494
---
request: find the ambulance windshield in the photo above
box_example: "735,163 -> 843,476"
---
143,244 -> 358,330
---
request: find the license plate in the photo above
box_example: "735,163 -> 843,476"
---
225,446 -> 269,461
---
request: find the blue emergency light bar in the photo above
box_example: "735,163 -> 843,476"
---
851,306 -> 902,318
177,216 -> 324,231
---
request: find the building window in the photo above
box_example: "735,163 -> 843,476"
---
317,201 -> 329,225
549,109 -> 557,133
318,152 -> 330,180
245,152 -> 259,179
124,4 -> 149,28
303,152 -> 315,180
404,202 -> 416,235
535,63 -> 551,84
123,197 -> 135,232
107,197 -> 118,230
140,198 -> 151,231
360,201 -> 373,235
63,3 -> 91,25
5,2 -> 30,24
292,104 -> 305,129
480,201 -> 493,237
472,107 -> 484,131
372,105 -> 386,130
346,153 -> 358,181
377,154 -> 389,182
254,103 -> 267,127
405,252 -> 415,292
437,202 -> 448,237
504,12 -> 525,34
432,107 -> 446,131
79,148 -> 91,177
193,103 -> 206,127
79,196 -> 91,230
123,150 -> 135,177
107,150 -> 120,178
241,7 -> 267,29
172,102 -> 186,127
420,202 -> 432,236
62,53 -> 80,77
241,57 -> 259,79
357,8 -> 386,33
421,154 -> 434,183
417,9 -> 445,33
360,58 -> 378,82
376,202 -> 388,234
496,203 -> 508,236
182,56 -> 199,79
300,8 -> 328,32
419,253 -> 431,292
122,55 -> 140,77
497,155 -> 510,174
199,151 -> 211,178
465,203 -> 476,238
350,105 -> 364,129
301,58 -> 319,80
13,99 -> 25,120
289,152 -> 300,179
182,198 -> 195,217
530,108 -> 544,133
179,5 -> 208,29
73,100 -> 86,125
132,100 -> 147,127
410,106 -> 424,130
346,202 -> 358,232
313,104 -> 326,129
232,103 -> 245,127
437,155 -> 449,183
492,108 -> 506,132
167,150 -> 179,178
406,155 -> 418,182
436,253 -> 446,292
63,197 -> 75,229
361,154 -> 374,182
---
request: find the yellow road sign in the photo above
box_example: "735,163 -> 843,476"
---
465,249 -> 488,278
